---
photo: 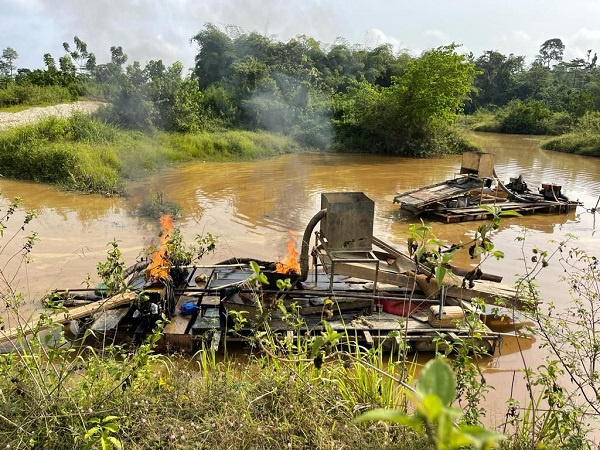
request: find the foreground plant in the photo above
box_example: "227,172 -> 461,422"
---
504,234 -> 598,449
356,358 -> 505,449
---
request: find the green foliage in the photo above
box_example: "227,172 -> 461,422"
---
356,358 -> 505,449
96,240 -> 127,295
498,100 -> 555,134
506,237 -> 598,448
0,82 -> 76,109
0,114 -> 302,195
334,45 -> 477,155
541,111 -> 600,156
0,47 -> 19,77
0,114 -> 124,194
83,416 -> 122,450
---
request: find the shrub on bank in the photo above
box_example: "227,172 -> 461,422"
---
0,83 -> 77,110
467,101 -> 573,136
541,111 -> 600,156
0,115 -> 304,195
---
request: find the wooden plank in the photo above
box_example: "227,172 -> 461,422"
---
0,292 -> 137,344
90,307 -> 130,332
363,330 -> 374,345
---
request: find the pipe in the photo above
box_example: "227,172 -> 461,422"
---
299,209 -> 327,281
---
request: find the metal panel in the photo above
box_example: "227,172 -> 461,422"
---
320,192 -> 374,251
460,152 -> 495,178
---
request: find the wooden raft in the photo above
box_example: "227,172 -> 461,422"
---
393,176 -> 484,212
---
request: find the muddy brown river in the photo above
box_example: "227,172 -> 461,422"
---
1,132 -> 599,430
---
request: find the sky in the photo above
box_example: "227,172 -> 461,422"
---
3,0 -> 600,71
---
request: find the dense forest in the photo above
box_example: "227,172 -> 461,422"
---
1,24 -> 600,161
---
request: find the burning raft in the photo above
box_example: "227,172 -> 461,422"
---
1,193 -> 522,354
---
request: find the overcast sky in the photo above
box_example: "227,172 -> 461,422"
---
3,0 -> 600,71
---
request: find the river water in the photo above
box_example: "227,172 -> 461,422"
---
1,132 -> 599,429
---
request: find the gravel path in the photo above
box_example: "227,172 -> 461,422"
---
0,101 -> 105,132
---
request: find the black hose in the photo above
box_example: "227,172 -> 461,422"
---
300,209 -> 327,281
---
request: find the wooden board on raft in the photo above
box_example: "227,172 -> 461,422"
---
0,292 -> 137,345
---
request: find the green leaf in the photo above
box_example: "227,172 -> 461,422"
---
355,408 -> 424,430
415,358 -> 456,407
102,415 -> 120,423
435,266 -> 447,288
108,436 -> 123,450
84,427 -> 100,440
249,260 -> 260,275
499,210 -> 522,217
419,393 -> 444,420
459,425 -> 506,449
258,273 -> 269,285
103,423 -> 119,433
310,336 -> 325,358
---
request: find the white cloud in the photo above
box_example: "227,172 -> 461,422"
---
567,28 -> 600,60
364,28 -> 404,52
422,29 -> 450,43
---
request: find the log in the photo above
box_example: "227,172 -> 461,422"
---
0,292 -> 137,345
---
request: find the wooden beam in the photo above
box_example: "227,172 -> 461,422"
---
0,292 -> 137,345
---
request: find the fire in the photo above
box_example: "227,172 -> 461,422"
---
146,214 -> 174,281
275,231 -> 300,274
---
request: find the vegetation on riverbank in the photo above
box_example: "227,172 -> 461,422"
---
541,111 -> 600,156
0,199 -> 599,449
1,30 -> 479,162
0,114 -> 303,195
0,83 -> 77,111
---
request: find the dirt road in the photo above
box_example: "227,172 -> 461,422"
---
0,101 -> 105,132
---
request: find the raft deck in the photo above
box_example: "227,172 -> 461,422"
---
81,263 -> 502,354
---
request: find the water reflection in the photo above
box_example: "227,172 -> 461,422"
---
0,134 -> 598,304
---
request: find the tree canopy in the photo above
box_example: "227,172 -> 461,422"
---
3,26 -> 600,155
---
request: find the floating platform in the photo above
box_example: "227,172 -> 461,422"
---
66,257 -> 510,355
393,152 -> 580,222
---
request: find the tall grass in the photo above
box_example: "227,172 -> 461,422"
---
0,115 -> 305,195
542,111 -> 600,156
0,84 -> 77,110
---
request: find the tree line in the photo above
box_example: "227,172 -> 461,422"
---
2,27 -> 599,156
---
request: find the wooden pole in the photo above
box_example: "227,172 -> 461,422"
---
0,292 -> 137,345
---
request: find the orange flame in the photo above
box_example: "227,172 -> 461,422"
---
146,214 -> 174,281
275,231 -> 300,274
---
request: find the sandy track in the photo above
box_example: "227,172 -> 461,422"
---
0,101 -> 106,132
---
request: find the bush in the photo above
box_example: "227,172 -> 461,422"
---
541,111 -> 600,156
0,82 -> 76,109
499,100 -> 553,134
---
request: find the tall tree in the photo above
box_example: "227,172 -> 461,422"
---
191,23 -> 236,89
336,45 -> 477,155
62,36 -> 96,74
1,47 -> 18,77
537,38 -> 565,68
472,50 -> 524,108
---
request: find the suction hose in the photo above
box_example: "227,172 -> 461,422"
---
299,209 -> 327,281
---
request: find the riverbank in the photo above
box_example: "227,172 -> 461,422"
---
0,113 -> 305,195
460,109 -> 600,157
0,330 -> 429,449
